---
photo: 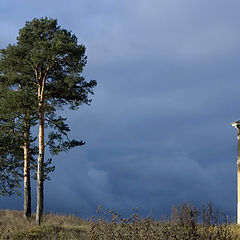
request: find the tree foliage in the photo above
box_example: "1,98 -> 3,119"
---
0,17 -> 97,223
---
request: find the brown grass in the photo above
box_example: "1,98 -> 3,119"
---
0,203 -> 239,240
0,210 -> 90,240
89,203 -> 239,240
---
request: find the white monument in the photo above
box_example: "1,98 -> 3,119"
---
231,120 -> 240,224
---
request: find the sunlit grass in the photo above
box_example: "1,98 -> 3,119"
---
0,210 -> 90,240
0,203 -> 239,239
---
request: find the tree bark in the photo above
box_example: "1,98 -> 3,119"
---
23,118 -> 31,219
36,100 -> 45,225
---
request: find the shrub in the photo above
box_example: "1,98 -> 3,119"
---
89,203 -> 238,240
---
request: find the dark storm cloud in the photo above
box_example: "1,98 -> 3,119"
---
0,0 -> 240,218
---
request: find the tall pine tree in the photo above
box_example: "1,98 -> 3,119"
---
0,17 -> 96,224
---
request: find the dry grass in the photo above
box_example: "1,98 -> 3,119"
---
0,210 -> 90,239
0,203 -> 239,240
89,203 -> 239,240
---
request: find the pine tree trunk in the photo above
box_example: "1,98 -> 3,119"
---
36,102 -> 45,225
23,119 -> 31,218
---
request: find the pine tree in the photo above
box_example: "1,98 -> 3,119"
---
0,17 -> 96,224
0,75 -> 38,218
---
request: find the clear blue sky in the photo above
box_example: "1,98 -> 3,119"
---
0,0 -> 240,219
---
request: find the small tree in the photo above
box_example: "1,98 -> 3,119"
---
0,76 -> 38,218
0,17 -> 96,224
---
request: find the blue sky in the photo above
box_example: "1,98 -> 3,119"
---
1,0 -> 240,219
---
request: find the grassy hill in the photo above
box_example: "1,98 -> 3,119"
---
0,203 -> 240,239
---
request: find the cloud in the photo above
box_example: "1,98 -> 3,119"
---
0,0 -> 239,218
81,0 -> 240,64
41,148 -> 235,217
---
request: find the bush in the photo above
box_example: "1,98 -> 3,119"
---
89,203 -> 238,240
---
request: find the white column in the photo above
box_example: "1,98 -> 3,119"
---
237,128 -> 240,224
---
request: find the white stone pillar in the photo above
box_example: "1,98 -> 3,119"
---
231,121 -> 240,224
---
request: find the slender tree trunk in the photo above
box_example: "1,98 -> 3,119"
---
36,100 -> 45,225
35,70 -> 49,225
23,117 -> 31,218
